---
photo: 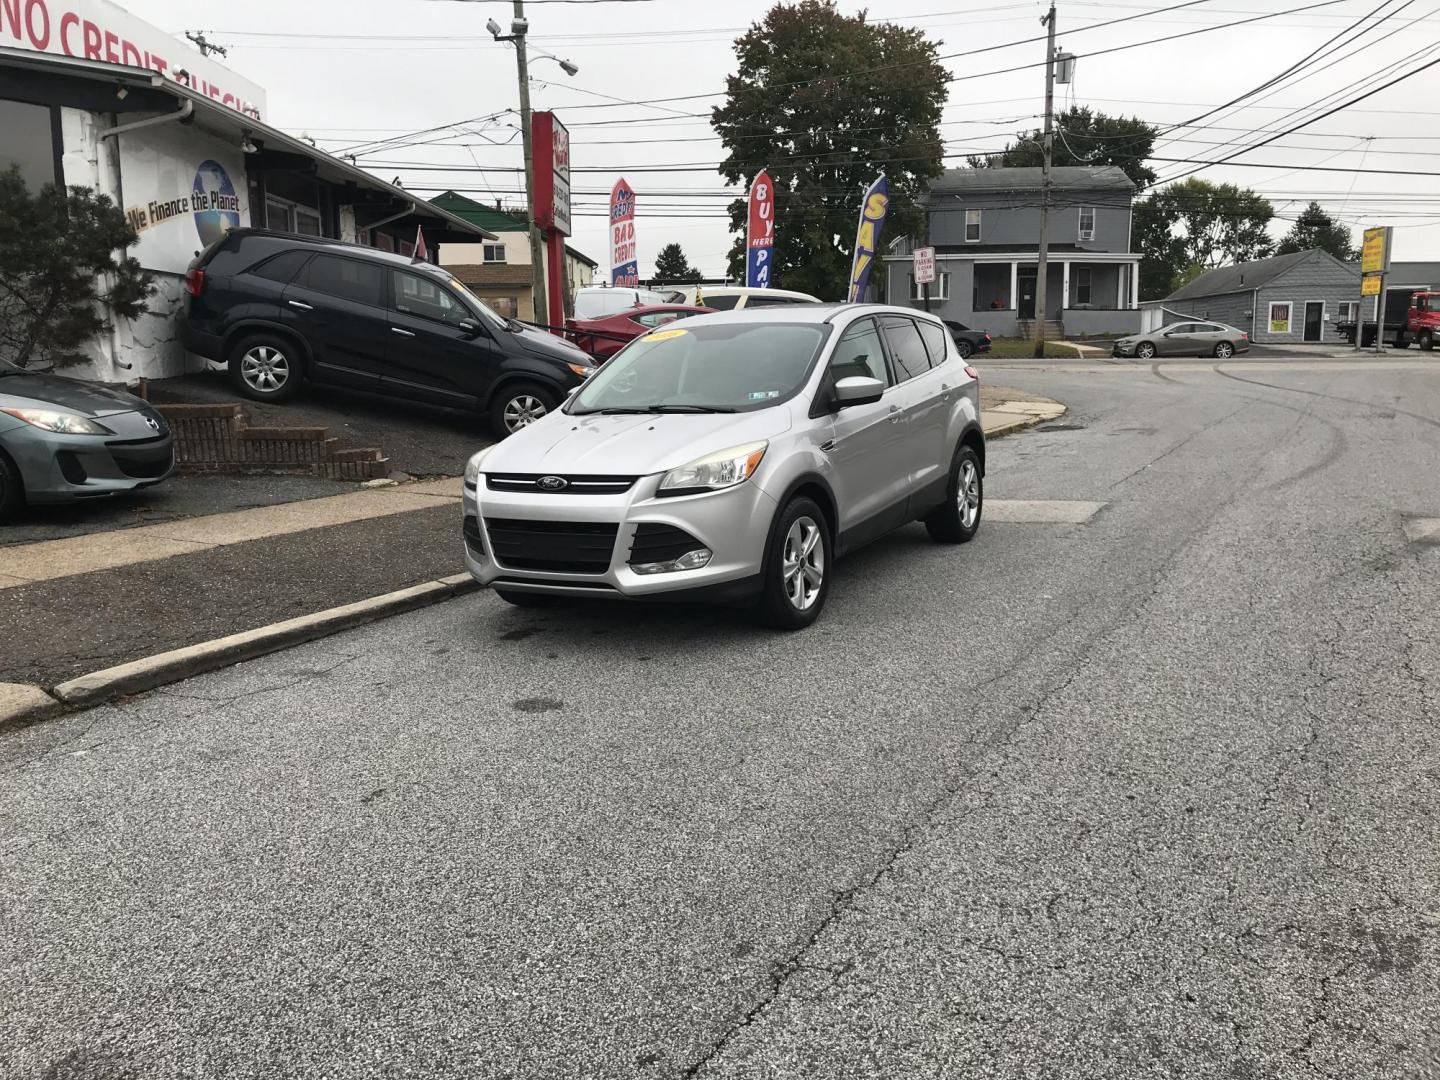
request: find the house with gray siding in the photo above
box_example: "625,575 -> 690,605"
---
883,166 -> 1141,338
1143,249 -> 1361,344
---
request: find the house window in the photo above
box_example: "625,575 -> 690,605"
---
483,243 -> 507,264
1078,206 -> 1096,241
265,196 -> 323,236
1337,301 -> 1358,322
0,100 -> 60,191
910,273 -> 950,301
1074,268 -> 1092,306
1269,302 -> 1292,334
964,209 -> 981,243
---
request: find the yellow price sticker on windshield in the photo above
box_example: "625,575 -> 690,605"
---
643,327 -> 689,343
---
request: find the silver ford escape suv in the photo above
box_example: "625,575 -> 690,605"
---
461,304 -> 985,629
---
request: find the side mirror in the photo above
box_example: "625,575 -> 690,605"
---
833,375 -> 884,408
458,319 -> 481,336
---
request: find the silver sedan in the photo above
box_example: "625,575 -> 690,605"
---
1115,321 -> 1251,360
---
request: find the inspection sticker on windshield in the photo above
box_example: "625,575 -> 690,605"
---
748,389 -> 781,401
643,327 -> 689,342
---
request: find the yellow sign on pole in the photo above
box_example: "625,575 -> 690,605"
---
1361,274 -> 1382,296
1361,227 -> 1390,275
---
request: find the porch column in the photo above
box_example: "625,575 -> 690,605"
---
1061,261 -> 1071,314
1009,261 -> 1018,309
1117,263 -> 1126,309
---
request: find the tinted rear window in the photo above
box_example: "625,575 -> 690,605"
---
701,294 -> 740,310
881,317 -> 931,381
248,250 -> 312,284
917,321 -> 950,365
302,255 -> 384,306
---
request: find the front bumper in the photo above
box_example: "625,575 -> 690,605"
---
1113,343 -> 1136,357
1,423 -> 176,504
462,472 -> 777,603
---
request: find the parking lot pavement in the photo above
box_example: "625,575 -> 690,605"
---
2,360 -> 1436,1078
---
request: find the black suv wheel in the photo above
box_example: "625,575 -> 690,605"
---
229,333 -> 304,402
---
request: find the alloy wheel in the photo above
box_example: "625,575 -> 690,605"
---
504,394 -> 548,432
1137,343 -> 1155,359
782,515 -> 825,611
1216,342 -> 1234,359
241,346 -> 289,392
958,459 -> 981,529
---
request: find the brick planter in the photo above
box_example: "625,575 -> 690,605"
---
155,404 -> 389,481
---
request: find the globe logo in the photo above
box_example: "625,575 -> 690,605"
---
192,160 -> 242,246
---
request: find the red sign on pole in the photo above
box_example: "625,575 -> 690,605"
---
746,169 -> 775,289
530,111 -> 571,237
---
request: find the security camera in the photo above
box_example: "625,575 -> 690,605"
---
485,17 -> 502,37
559,59 -> 579,77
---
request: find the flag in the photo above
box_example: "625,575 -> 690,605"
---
412,225 -> 428,263
846,175 -> 890,303
745,169 -> 775,289
609,179 -> 638,287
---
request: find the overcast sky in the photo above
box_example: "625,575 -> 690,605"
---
128,0 -> 1440,277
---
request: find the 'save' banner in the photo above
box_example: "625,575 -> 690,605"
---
847,175 -> 890,303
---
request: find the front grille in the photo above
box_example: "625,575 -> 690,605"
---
112,447 -> 174,479
484,518 -> 619,574
107,432 -> 168,447
628,523 -> 706,566
463,514 -> 484,556
486,473 -> 637,495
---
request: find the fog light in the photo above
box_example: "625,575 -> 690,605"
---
631,547 -> 713,575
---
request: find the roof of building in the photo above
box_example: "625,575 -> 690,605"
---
1165,248 -> 1356,301
1389,260 -> 1440,285
447,264 -> 533,288
927,165 -> 1136,195
430,192 -> 530,233
0,47 -> 496,242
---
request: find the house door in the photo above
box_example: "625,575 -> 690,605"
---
1303,302 -> 1324,342
1018,269 -> 1038,319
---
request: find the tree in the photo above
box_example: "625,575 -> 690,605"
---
967,106 -> 1160,189
1133,178 -> 1276,300
712,1 -> 946,299
1276,201 -> 1356,261
0,168 -> 154,369
653,242 -> 703,283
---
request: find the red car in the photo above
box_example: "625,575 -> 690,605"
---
566,304 -> 711,362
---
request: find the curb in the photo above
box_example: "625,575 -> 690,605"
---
39,573 -> 481,712
0,683 -> 63,732
983,402 -> 1067,440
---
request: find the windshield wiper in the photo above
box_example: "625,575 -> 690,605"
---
646,404 -> 736,413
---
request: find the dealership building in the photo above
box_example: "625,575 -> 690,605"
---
1,1 -> 495,383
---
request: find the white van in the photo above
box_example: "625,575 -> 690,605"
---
671,285 -> 823,310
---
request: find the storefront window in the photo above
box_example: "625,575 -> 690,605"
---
0,100 -> 58,191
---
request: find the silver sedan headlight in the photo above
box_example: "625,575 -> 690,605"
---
0,407 -> 112,435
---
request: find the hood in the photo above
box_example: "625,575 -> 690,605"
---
483,406 -> 794,476
0,372 -> 148,417
509,323 -> 591,363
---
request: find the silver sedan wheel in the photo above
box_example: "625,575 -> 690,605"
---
958,459 -> 981,529
241,345 -> 290,393
1136,342 -> 1156,359
503,394 -> 548,432
782,515 -> 825,611
1215,341 -> 1235,359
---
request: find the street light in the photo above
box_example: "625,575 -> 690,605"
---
486,3 -> 577,328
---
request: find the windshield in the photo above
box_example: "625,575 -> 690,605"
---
569,321 -> 830,415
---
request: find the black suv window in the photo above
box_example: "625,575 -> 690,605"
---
880,316 -> 931,382
392,271 -> 467,324
248,250 -> 311,284
303,255 -> 384,306
917,320 -> 950,366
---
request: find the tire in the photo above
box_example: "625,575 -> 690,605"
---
955,338 -> 974,360
0,449 -> 25,524
1420,330 -> 1434,352
228,333 -> 303,402
489,381 -> 558,438
493,587 -> 552,608
1135,341 -> 1156,360
1214,341 -> 1235,359
756,497 -> 830,630
925,444 -> 983,544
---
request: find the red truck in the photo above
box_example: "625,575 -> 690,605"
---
1338,289 -> 1440,349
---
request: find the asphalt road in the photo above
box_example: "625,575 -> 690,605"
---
3,358 -> 1438,1079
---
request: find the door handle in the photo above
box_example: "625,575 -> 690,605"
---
287,300 -> 313,311
888,405 -> 902,424
390,327 -> 416,337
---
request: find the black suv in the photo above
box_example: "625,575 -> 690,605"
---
181,229 -> 596,436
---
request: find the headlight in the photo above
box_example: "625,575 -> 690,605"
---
0,407 -> 112,435
567,362 -> 596,379
464,445 -> 496,487
658,441 -> 767,497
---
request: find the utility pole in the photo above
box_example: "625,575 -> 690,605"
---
1032,3 -> 1057,359
510,2 -> 549,327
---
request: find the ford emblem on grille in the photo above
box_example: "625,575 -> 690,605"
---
144,416 -> 160,432
536,475 -> 568,491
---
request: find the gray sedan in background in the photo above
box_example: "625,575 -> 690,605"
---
1114,321 -> 1251,360
0,360 -> 175,522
